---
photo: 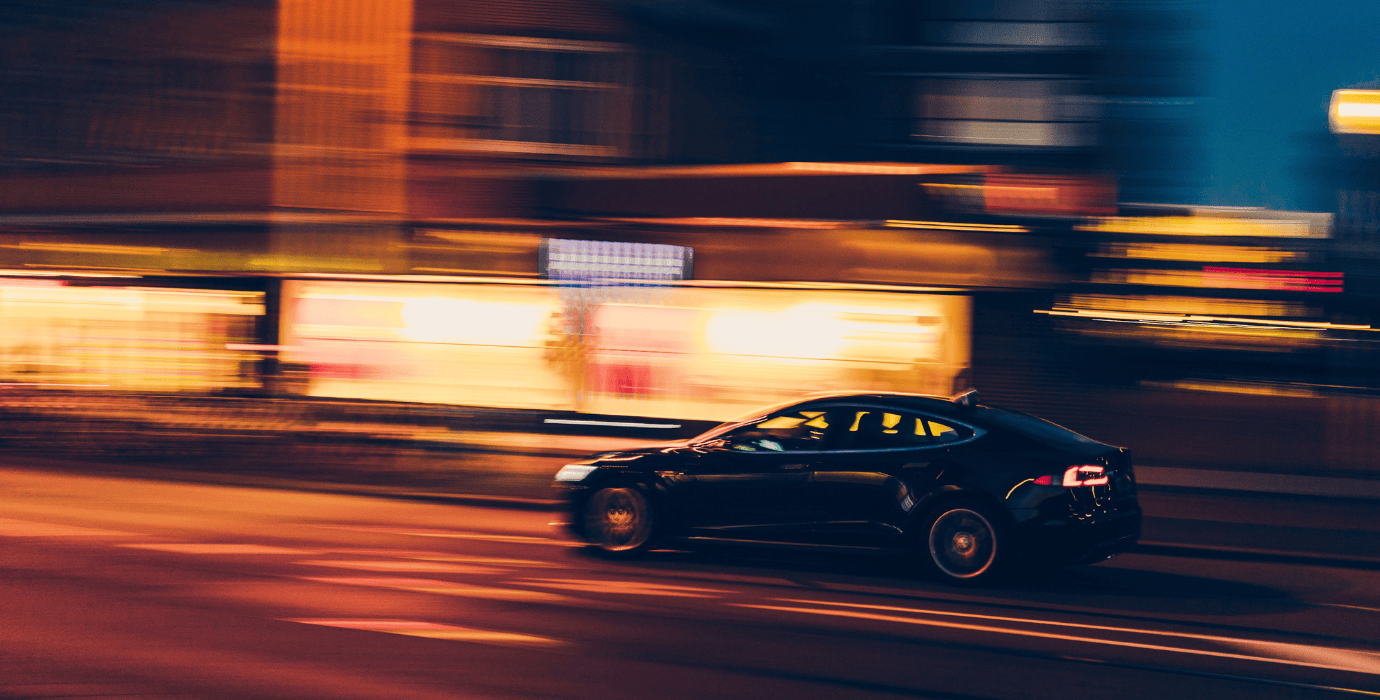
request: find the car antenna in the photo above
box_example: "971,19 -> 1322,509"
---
950,388 -> 979,408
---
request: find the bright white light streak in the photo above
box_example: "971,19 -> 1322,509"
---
1338,103 -> 1380,118
738,600 -> 1380,676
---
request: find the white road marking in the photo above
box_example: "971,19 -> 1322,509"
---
0,518 -> 134,537
284,618 -> 562,647
736,602 -> 1380,676
299,576 -> 569,602
122,544 -> 318,555
521,578 -> 731,598
295,560 -> 504,575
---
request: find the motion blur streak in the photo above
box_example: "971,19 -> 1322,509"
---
300,576 -> 569,602
1331,90 -> 1380,134
295,560 -> 505,574
284,619 -> 562,647
735,604 -> 1380,677
775,598 -> 1380,660
519,579 -> 731,598
122,543 -> 318,555
0,518 -> 134,537
318,526 -> 577,545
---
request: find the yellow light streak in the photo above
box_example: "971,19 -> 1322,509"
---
1330,89 -> 1380,134
1058,294 -> 1309,318
1077,216 -> 1318,238
884,220 -> 1029,233
1091,242 -> 1306,263
0,242 -> 190,255
1035,308 -> 1373,331
1141,380 -> 1321,398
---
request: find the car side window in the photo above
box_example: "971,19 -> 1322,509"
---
722,410 -> 833,452
925,419 -> 970,443
832,409 -> 972,450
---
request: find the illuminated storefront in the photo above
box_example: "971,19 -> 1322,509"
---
279,278 -> 970,421
0,279 -> 264,392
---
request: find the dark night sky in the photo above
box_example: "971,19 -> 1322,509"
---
1202,0 -> 1380,211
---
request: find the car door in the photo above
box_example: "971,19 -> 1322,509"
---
809,406 -> 961,546
677,408 -> 836,539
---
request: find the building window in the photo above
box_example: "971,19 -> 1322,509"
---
410,33 -> 637,159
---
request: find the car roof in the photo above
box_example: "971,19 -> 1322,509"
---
793,391 -> 966,416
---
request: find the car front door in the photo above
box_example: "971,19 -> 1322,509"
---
677,408 -> 836,539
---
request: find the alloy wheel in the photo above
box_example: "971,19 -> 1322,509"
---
584,487 -> 653,553
928,507 -> 998,580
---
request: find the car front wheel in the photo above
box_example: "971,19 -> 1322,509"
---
582,486 -> 655,556
921,501 -> 1009,585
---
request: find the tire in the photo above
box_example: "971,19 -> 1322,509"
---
582,486 -> 655,556
919,500 -> 1009,585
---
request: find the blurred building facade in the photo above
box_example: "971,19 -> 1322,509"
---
1,0 -> 1377,471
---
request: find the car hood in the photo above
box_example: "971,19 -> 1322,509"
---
581,440 -> 694,466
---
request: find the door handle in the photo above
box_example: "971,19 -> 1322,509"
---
781,463 -> 806,470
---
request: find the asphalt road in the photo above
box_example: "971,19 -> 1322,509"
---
3,467 -> 1380,700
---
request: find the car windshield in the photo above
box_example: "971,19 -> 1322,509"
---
974,406 -> 1100,450
690,399 -> 820,445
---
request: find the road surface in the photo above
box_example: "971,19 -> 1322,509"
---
3,467 -> 1379,699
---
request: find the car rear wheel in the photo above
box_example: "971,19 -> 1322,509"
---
583,486 -> 654,555
921,501 -> 1008,585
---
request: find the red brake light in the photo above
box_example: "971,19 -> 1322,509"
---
1033,474 -> 1054,485
1062,464 -> 1109,487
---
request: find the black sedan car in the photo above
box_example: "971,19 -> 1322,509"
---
553,390 -> 1140,584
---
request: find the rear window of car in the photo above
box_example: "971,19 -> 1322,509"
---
974,406 -> 1100,450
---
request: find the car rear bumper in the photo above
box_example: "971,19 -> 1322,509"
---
1016,505 -> 1142,565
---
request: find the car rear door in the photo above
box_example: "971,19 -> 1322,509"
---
809,406 -> 965,546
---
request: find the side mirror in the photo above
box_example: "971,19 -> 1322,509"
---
950,388 -> 979,408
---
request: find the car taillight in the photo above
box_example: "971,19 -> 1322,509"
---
1033,465 -> 1109,487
